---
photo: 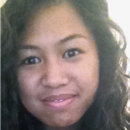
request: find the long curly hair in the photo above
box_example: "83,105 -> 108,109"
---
1,0 -> 130,130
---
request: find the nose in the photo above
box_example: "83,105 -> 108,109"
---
42,61 -> 69,88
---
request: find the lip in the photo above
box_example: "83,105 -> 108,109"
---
42,94 -> 77,109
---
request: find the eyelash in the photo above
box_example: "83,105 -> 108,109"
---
63,48 -> 82,58
20,56 -> 41,65
19,48 -> 82,65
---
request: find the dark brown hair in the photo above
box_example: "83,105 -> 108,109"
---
1,0 -> 129,130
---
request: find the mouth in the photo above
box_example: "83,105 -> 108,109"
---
42,94 -> 77,109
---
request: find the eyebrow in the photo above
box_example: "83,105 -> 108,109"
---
19,45 -> 40,50
60,33 -> 88,43
19,33 -> 88,50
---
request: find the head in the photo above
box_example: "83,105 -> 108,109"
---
17,2 -> 99,128
1,0 -> 128,130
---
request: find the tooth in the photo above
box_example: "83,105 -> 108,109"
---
59,99 -> 63,102
54,99 -> 63,102
54,100 -> 58,102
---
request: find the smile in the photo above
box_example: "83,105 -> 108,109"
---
42,94 -> 77,109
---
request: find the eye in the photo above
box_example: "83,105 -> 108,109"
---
63,48 -> 82,58
20,56 -> 41,65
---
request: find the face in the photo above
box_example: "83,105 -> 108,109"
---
18,2 -> 99,128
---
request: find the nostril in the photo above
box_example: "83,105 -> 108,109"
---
42,76 -> 69,88
41,70 -> 69,88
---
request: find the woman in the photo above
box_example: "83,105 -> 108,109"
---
1,0 -> 130,130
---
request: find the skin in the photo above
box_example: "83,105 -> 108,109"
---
18,2 -> 99,130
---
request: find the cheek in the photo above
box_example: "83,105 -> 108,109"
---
72,53 -> 99,102
17,69 -> 41,100
74,54 -> 99,86
17,70 -> 42,116
83,62 -> 99,94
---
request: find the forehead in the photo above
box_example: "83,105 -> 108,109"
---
26,2 -> 89,35
22,2 -> 94,48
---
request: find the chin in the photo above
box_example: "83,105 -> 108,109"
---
44,117 -> 79,128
